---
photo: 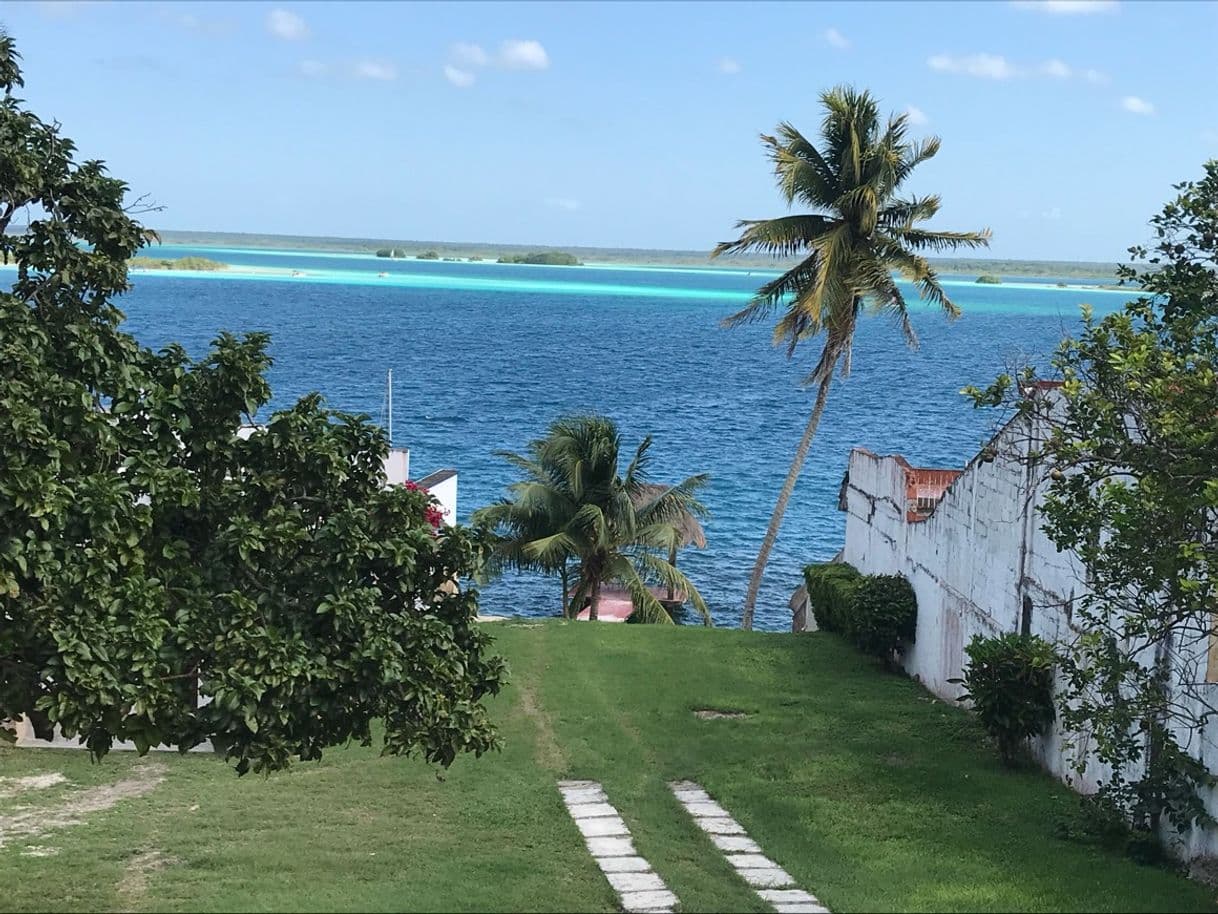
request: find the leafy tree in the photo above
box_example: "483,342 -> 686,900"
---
966,161 -> 1218,838
714,86 -> 990,629
0,33 -> 505,773
474,416 -> 711,624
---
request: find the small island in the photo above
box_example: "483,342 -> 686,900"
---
129,256 -> 227,271
375,248 -> 407,258
416,250 -> 440,260
497,251 -> 582,266
975,274 -> 1002,284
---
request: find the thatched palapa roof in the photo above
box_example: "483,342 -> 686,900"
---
632,483 -> 707,549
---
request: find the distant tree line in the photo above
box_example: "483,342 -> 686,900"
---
128,256 -> 227,271
496,252 -> 581,266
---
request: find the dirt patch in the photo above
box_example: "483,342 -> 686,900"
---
19,845 -> 60,857
0,772 -> 68,798
517,680 -> 568,772
118,849 -> 180,909
0,762 -> 166,849
692,708 -> 751,720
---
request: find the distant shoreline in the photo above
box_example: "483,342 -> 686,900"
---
149,229 -> 1128,282
108,249 -> 1140,298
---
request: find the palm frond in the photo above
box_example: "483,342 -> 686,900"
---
632,552 -> 712,626
878,195 -> 941,231
720,253 -> 821,329
890,227 -> 991,252
712,214 -> 834,260
769,123 -> 840,206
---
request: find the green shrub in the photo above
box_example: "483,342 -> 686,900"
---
497,251 -> 581,266
128,256 -> 226,271
956,633 -> 1056,766
417,250 -> 440,260
803,562 -> 862,633
975,274 -> 1002,284
848,574 -> 917,662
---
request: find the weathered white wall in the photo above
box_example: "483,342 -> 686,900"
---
384,447 -> 411,487
417,469 -> 458,527
836,408 -> 1218,858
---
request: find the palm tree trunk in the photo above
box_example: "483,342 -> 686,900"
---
560,559 -> 570,617
740,375 -> 833,630
589,577 -> 601,622
667,541 -> 678,602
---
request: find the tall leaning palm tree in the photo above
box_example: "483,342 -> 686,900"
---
474,415 -> 712,624
715,86 -> 990,630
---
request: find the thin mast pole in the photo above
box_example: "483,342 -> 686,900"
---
387,368 -> 393,447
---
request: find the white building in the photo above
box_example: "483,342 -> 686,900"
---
807,386 -> 1218,859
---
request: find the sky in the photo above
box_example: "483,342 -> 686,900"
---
2,0 -> 1216,261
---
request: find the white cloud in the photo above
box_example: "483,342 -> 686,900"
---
545,197 -> 580,211
1040,58 -> 1072,78
1042,207 -> 1063,220
928,53 -> 1017,80
444,65 -> 476,88
1121,95 -> 1154,115
267,8 -> 308,41
34,1 -> 99,19
354,60 -> 397,81
903,105 -> 929,125
717,57 -> 742,75
1011,0 -> 1118,13
823,27 -> 850,49
498,39 -> 549,70
929,53 -> 1106,84
452,42 -> 490,67
298,59 -> 328,77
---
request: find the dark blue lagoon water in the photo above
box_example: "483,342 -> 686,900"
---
101,245 -> 1136,630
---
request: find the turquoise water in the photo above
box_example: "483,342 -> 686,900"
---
106,244 -> 1134,629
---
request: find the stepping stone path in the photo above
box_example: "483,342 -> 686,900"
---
669,781 -> 829,914
558,780 -> 679,914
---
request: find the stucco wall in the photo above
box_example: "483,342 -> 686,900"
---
836,408 -> 1218,858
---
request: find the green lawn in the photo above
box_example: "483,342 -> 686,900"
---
1,622 -> 1213,912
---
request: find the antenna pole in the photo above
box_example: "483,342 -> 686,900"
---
387,368 -> 393,447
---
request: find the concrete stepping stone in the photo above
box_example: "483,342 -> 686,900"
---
620,889 -> 679,912
559,781 -> 679,914
669,781 -> 831,913
567,802 -> 618,819
710,834 -> 761,853
599,856 -> 651,873
575,815 -> 629,838
585,835 -> 636,857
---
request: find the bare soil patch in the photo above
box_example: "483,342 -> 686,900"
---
0,762 -> 166,849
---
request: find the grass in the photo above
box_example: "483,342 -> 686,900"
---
1,622 -> 1214,912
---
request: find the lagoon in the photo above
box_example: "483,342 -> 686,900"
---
102,244 -> 1136,629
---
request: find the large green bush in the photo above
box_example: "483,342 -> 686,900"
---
956,633 -> 1057,766
803,562 -> 861,632
848,574 -> 917,663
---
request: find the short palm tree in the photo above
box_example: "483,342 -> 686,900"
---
715,86 -> 990,629
474,415 -> 711,624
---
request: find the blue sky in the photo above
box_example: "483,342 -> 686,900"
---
3,0 -> 1216,260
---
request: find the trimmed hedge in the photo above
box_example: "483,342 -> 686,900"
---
955,633 -> 1057,766
850,574 -> 918,662
803,562 -> 862,633
804,564 -> 918,666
